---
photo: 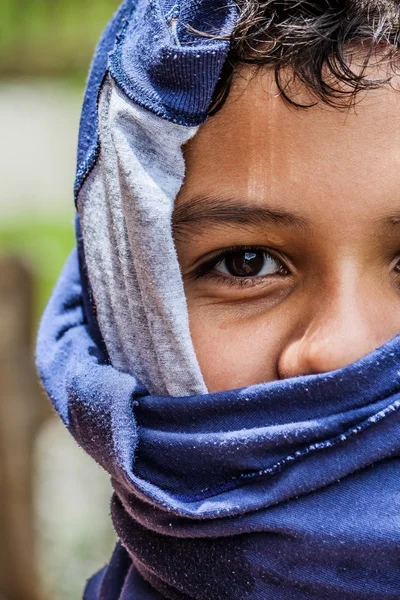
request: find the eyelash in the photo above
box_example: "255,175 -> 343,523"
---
191,245 -> 290,288
189,248 -> 400,294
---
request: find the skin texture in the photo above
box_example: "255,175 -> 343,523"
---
173,67 -> 400,393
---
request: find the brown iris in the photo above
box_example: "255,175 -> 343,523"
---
224,251 -> 266,277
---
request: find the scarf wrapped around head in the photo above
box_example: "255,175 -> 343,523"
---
36,1 -> 400,598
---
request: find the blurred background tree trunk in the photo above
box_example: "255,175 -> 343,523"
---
0,257 -> 48,600
0,2 -> 118,597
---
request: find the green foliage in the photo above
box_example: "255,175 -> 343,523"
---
0,0 -> 120,75
0,217 -> 75,323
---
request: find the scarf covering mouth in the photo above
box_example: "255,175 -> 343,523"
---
36,1 -> 400,598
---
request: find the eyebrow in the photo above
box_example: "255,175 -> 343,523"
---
379,213 -> 400,233
172,194 -> 310,233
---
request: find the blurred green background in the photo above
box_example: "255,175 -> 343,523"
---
0,0 -> 120,317
0,1 -> 120,599
1,0 -> 117,76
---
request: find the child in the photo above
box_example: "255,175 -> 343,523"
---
37,0 -> 400,598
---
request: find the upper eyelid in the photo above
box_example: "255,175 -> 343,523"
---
199,245 -> 280,264
214,249 -> 280,267
208,246 -> 285,268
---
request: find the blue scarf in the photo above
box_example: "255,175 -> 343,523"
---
36,1 -> 400,598
37,244 -> 400,599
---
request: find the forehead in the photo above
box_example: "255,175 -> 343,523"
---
179,68 -> 400,217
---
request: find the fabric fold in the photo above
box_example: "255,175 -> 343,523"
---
78,76 -> 206,396
37,249 -> 400,599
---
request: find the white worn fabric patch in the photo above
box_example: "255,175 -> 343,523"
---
78,75 -> 207,397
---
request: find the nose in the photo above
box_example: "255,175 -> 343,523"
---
277,278 -> 389,379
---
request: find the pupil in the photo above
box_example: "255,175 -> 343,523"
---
226,251 -> 264,277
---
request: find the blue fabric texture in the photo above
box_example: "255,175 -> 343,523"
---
74,0 -> 237,201
74,0 -> 133,200
37,250 -> 400,599
36,1 -> 400,598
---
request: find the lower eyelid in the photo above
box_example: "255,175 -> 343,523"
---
198,270 -> 289,289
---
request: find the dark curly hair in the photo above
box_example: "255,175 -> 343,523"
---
203,0 -> 400,113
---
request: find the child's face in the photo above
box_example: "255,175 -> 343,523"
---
173,68 -> 400,393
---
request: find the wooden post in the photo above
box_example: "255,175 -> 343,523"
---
0,256 -> 47,600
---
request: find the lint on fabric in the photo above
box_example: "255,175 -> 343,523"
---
37,1 -> 400,598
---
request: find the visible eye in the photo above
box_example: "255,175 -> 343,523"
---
214,249 -> 287,278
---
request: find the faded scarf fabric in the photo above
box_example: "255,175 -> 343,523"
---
36,1 -> 400,598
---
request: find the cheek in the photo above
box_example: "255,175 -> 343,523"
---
187,303 -> 286,392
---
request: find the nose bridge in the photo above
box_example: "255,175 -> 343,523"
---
278,263 -> 380,378
310,261 -> 365,336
